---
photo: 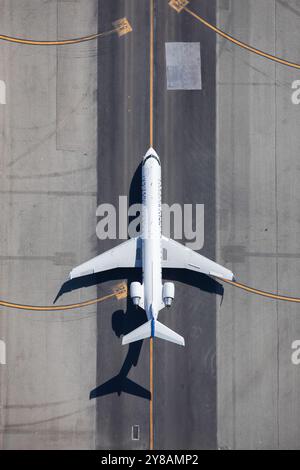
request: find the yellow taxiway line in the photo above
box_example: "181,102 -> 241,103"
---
216,277 -> 300,303
0,18 -> 132,46
0,283 -> 127,311
180,5 -> 300,70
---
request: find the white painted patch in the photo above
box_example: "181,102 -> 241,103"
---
291,340 -> 300,365
0,80 -> 6,104
0,340 -> 6,365
291,80 -> 300,104
131,424 -> 140,440
165,42 -> 202,90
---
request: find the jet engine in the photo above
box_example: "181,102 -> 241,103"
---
163,282 -> 175,308
130,282 -> 143,307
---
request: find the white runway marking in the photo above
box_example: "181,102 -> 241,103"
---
0,340 -> 6,365
131,425 -> 140,441
291,340 -> 300,365
165,42 -> 202,90
291,80 -> 300,104
0,80 -> 6,104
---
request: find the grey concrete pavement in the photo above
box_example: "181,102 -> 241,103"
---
1,0 -> 300,451
217,0 -> 300,450
0,0 -> 99,450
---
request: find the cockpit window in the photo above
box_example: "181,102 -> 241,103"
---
143,155 -> 161,166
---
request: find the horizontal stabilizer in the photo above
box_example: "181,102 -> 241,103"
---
122,320 -> 185,347
122,321 -> 152,345
154,320 -> 185,346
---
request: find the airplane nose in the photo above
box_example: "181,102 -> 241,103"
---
144,147 -> 160,160
144,147 -> 159,158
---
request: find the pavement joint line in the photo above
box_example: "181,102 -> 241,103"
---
177,4 -> 300,70
0,18 -> 132,45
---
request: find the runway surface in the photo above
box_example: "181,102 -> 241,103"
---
0,0 -> 300,450
96,0 -> 217,450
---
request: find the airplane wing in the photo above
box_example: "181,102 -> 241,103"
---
161,236 -> 235,281
69,237 -> 142,280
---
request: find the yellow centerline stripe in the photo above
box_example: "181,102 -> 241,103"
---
149,0 -> 155,148
149,337 -> 154,451
183,6 -> 300,70
0,28 -> 116,46
0,292 -> 118,311
149,0 -> 155,452
216,277 -> 300,303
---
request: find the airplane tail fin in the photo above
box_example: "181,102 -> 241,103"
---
122,320 -> 185,347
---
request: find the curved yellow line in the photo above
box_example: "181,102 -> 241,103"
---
217,277 -> 300,303
0,292 -> 117,311
184,6 -> 300,70
0,28 -> 116,46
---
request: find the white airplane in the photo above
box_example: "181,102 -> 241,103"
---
69,148 -> 235,347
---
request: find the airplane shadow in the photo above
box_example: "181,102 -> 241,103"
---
162,269 -> 224,299
54,268 -> 141,303
88,271 -> 223,401
90,294 -> 151,401
55,268 -> 223,304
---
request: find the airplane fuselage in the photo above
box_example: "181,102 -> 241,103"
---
142,149 -> 162,321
